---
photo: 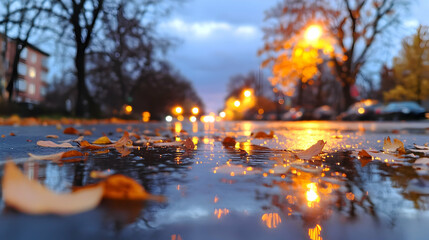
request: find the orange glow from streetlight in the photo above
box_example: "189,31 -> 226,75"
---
243,89 -> 252,98
234,100 -> 241,107
189,116 -> 197,122
125,105 -> 133,114
305,24 -> 322,42
192,107 -> 199,115
174,106 -> 183,115
219,111 -> 226,118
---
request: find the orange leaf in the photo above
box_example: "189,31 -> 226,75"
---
79,140 -> 106,150
295,140 -> 326,160
37,140 -> 74,148
383,136 -> 405,154
113,131 -> 133,148
129,132 -> 141,140
253,131 -> 274,139
358,149 -> 373,167
63,127 -> 80,135
102,175 -> 165,201
92,136 -> 112,145
10,132 -> 16,136
115,147 -> 131,157
2,161 -> 103,215
61,150 -> 84,158
82,130 -> 93,136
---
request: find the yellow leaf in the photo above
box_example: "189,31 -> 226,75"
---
93,136 -> 112,145
2,161 -> 103,215
383,136 -> 405,154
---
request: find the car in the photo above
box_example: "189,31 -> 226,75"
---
338,99 -> 383,121
381,101 -> 426,120
313,105 -> 336,120
282,108 -> 304,121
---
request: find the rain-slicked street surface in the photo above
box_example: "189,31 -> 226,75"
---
1,121 -> 429,240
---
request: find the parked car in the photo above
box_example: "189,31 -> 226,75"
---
282,108 -> 304,121
313,105 -> 336,120
381,101 -> 426,120
338,99 -> 383,121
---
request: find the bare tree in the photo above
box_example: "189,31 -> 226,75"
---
0,0 -> 48,102
47,0 -> 104,117
261,0 -> 408,111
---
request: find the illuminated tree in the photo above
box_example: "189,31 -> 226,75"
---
384,26 -> 429,103
261,0 -> 407,110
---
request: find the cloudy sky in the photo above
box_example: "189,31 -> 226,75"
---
160,0 -> 429,113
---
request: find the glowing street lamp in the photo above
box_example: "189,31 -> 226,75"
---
234,100 -> 241,108
124,105 -> 133,114
192,107 -> 199,115
305,24 -> 322,42
219,111 -> 226,118
174,106 -> 183,115
243,89 -> 252,98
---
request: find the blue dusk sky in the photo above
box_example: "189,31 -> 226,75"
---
159,0 -> 429,113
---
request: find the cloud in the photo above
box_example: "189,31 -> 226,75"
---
160,18 -> 258,39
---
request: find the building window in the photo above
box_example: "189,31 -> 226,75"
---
42,57 -> 48,69
28,83 -> 35,95
18,62 -> 27,76
17,78 -> 26,92
28,66 -> 36,78
21,47 -> 27,59
30,52 -> 37,63
40,86 -> 47,96
41,71 -> 47,82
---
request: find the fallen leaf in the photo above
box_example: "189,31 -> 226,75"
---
82,130 -> 93,136
358,150 -> 372,167
383,136 -> 405,154
94,149 -> 110,155
64,127 -> 80,135
183,137 -> 195,150
2,161 -> 103,215
295,140 -> 326,160
253,131 -> 274,139
222,137 -> 236,147
79,140 -> 106,150
1,135 -> 5,138
37,140 -> 74,148
414,158 -> 429,166
102,175 -> 166,201
112,131 -> 133,148
93,136 -> 112,145
46,135 -> 59,139
129,132 -> 141,140
73,136 -> 84,142
28,150 -> 84,162
116,147 -> 131,157
414,144 -> 429,150
10,132 -> 16,136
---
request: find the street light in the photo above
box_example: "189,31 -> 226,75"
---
124,105 -> 133,114
243,89 -> 252,98
305,24 -> 322,42
174,106 -> 183,115
192,107 -> 199,115
234,100 -> 241,107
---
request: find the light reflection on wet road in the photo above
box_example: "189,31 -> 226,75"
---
0,121 -> 429,240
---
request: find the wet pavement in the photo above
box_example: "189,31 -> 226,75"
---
1,121 -> 429,240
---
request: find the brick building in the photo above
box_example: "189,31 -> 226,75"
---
0,35 -> 49,104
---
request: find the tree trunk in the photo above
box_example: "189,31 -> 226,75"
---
75,46 -> 97,117
342,82 -> 353,112
6,45 -> 22,102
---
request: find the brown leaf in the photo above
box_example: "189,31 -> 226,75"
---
358,149 -> 372,167
2,161 -> 103,215
46,135 -> 59,139
253,131 -> 274,139
28,152 -> 65,162
115,147 -> 131,157
10,132 -> 16,136
295,140 -> 326,160
63,127 -> 80,135
183,137 -> 195,150
102,175 -> 166,201
129,132 -> 141,140
37,140 -> 74,148
92,136 -> 112,145
222,137 -> 236,147
61,150 -> 84,158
